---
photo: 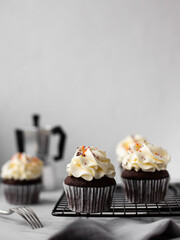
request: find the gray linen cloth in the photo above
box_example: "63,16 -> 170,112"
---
49,218 -> 180,240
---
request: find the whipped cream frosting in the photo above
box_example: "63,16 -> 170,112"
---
122,142 -> 170,172
116,134 -> 147,164
67,146 -> 116,181
1,153 -> 43,180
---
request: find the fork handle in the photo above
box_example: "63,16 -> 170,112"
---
0,209 -> 13,215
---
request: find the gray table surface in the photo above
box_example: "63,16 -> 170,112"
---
0,185 -> 74,240
1,183 -> 180,240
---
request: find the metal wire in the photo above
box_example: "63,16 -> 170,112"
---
52,184 -> 180,217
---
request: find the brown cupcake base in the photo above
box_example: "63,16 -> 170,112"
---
64,176 -> 116,187
2,178 -> 42,185
121,169 -> 169,180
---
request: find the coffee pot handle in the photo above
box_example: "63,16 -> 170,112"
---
51,126 -> 66,161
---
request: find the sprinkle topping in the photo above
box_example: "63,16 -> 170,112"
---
76,146 -> 97,157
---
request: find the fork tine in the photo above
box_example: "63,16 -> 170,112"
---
21,207 -> 43,228
12,208 -> 35,229
18,207 -> 38,229
24,207 -> 43,228
20,207 -> 39,229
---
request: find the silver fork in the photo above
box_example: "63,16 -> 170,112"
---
0,206 -> 43,229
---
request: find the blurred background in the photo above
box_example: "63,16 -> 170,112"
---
0,0 -> 180,183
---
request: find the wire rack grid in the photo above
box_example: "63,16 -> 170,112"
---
52,184 -> 180,217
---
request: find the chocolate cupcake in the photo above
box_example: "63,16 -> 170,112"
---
116,134 -> 147,172
64,146 -> 116,213
1,153 -> 43,204
121,142 -> 170,203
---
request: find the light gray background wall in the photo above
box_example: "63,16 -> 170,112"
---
0,0 -> 180,183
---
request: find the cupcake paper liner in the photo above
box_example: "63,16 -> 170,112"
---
122,177 -> 170,203
63,182 -> 116,213
3,183 -> 42,204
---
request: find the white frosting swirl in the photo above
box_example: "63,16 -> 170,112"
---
67,146 -> 116,181
1,153 -> 43,180
116,134 -> 147,164
122,142 -> 170,172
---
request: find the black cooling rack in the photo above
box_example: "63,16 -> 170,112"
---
52,184 -> 180,217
